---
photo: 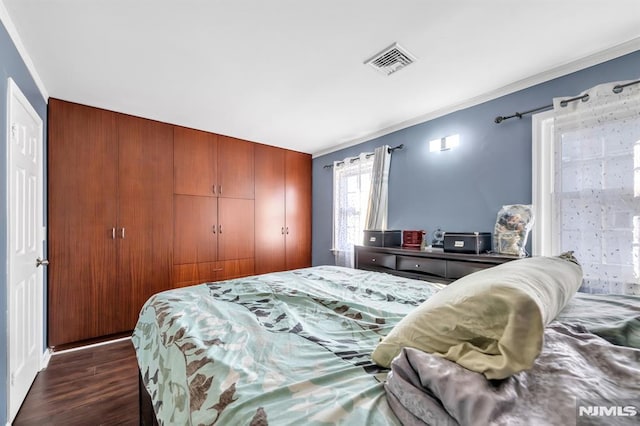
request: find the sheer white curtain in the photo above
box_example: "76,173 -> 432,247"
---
332,153 -> 375,267
365,145 -> 391,230
552,79 -> 640,295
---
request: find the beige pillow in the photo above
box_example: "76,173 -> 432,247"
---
372,254 -> 583,379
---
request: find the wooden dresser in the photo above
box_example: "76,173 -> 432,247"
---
355,245 -> 518,284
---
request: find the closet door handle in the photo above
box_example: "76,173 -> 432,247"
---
121,228 -> 126,239
219,224 -> 223,234
212,225 -> 216,234
112,228 -> 116,239
281,227 -> 285,235
218,185 -> 222,195
212,184 -> 216,195
286,227 -> 289,235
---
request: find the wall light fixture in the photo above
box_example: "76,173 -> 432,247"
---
429,134 -> 460,152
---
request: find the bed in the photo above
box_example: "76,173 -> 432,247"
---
132,265 -> 640,425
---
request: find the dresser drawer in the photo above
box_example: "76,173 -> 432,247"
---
446,261 -> 494,280
358,252 -> 396,270
396,256 -> 446,278
354,245 -> 517,284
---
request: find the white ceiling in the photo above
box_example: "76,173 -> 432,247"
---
3,0 -> 640,156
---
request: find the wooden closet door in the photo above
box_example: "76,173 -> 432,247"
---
174,126 -> 217,196
218,198 -> 255,261
285,150 -> 312,270
218,135 -> 254,199
255,145 -> 286,274
174,195 -> 218,264
48,99 -> 118,347
117,114 -> 174,329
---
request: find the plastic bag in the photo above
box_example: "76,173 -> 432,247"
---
493,204 -> 534,257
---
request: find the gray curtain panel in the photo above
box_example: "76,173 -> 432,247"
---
365,145 -> 391,230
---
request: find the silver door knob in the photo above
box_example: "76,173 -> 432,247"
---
36,257 -> 49,267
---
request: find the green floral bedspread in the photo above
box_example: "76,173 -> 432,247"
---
132,265 -> 444,425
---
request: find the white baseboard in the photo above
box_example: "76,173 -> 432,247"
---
40,347 -> 52,370
51,336 -> 132,356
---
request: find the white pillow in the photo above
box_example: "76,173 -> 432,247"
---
372,254 -> 583,379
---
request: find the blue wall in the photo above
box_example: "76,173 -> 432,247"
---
0,19 -> 47,425
313,50 -> 640,266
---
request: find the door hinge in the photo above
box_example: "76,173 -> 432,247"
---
10,372 -> 15,386
10,123 -> 17,140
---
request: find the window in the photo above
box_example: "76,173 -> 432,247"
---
533,81 -> 640,295
332,154 -> 374,268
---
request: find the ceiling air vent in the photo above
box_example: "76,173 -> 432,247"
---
365,43 -> 416,76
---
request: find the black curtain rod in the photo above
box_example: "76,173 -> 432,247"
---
323,144 -> 404,169
494,78 -> 640,124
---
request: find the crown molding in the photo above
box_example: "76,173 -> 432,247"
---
312,37 -> 640,158
0,1 -> 48,100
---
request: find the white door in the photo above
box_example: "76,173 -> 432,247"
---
7,77 -> 44,423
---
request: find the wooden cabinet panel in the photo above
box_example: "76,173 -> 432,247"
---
218,259 -> 255,280
218,198 -> 255,261
174,195 -> 217,264
48,99 -> 119,347
172,259 -> 255,288
218,135 -> 254,199
172,262 -> 222,288
285,150 -> 312,270
117,114 -> 174,329
174,126 -> 217,196
255,145 -> 286,274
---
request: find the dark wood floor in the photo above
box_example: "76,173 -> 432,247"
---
14,339 -> 139,426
